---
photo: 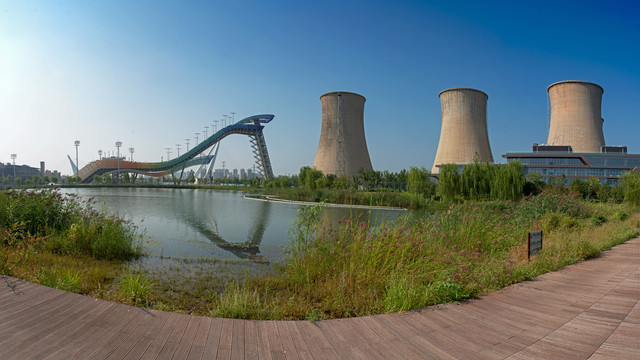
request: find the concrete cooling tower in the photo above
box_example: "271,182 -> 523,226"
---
313,91 -> 373,177
547,80 -> 605,153
431,88 -> 493,174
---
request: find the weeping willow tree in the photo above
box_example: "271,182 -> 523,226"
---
438,163 -> 461,202
407,166 -> 435,196
490,161 -> 525,201
621,170 -> 640,206
462,160 -> 493,200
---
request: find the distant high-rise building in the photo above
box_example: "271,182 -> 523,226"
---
213,169 -> 225,179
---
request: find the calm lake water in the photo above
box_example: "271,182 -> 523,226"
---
60,188 -> 406,269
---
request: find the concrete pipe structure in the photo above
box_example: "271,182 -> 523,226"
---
313,91 -> 373,177
431,88 -> 493,174
547,80 -> 605,153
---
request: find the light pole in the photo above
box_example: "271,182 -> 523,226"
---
213,120 -> 218,133
223,115 -> 228,127
115,141 -> 122,183
98,150 -> 103,160
10,154 -> 16,177
185,139 -> 190,152
195,133 -> 199,145
176,144 -> 181,157
230,112 -> 235,124
129,147 -> 134,161
74,140 -> 80,176
165,147 -> 171,160
204,126 -> 208,139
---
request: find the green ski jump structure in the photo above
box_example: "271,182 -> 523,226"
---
75,114 -> 274,183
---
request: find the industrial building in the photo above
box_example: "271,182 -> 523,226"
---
504,146 -> 639,185
0,161 -> 59,180
504,80 -> 638,184
313,91 -> 373,177
431,88 -> 494,174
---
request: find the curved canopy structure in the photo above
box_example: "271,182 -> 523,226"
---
77,114 -> 274,183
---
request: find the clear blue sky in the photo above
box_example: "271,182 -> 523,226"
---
1,0 -> 639,176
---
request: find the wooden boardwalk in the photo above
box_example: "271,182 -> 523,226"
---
1,237 -> 638,359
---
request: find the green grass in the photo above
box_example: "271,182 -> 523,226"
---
0,189 -> 142,261
194,191 -> 639,320
265,187 -> 446,210
117,273 -> 153,306
0,189 -> 143,297
1,188 -> 638,321
39,266 -> 81,292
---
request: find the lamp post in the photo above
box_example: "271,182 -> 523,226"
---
213,120 -> 218,133
223,115 -> 228,127
115,141 -> 122,183
10,154 -> 16,177
230,112 -> 235,124
204,126 -> 208,139
165,147 -> 171,160
129,147 -> 134,161
98,150 -> 103,160
74,140 -> 80,176
195,133 -> 199,145
185,139 -> 190,152
175,144 -> 181,157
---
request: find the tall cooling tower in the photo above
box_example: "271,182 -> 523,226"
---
547,80 -> 604,153
313,91 -> 373,177
431,88 -> 493,174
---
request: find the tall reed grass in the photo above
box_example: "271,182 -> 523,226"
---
215,191 -> 638,319
0,189 -> 142,294
0,189 -> 142,261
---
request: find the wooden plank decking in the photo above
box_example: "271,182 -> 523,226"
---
1,237 -> 638,359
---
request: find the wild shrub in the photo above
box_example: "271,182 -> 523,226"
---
621,171 -> 640,206
0,189 -> 142,261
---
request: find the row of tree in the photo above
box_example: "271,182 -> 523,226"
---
2,175 -> 58,186
264,162 -> 640,205
16,161 -> 638,206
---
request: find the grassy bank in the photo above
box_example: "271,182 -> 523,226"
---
123,191 -> 639,319
204,192 -> 638,319
264,187 -> 442,210
1,189 -> 638,320
0,189 -> 143,297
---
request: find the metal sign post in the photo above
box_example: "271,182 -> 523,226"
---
528,231 -> 543,260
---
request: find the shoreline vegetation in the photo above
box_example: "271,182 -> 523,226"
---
243,193 -> 409,211
1,164 -> 639,320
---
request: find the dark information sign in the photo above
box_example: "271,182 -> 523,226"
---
528,231 -> 543,259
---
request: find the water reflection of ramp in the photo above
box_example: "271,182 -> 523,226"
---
180,198 -> 272,264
